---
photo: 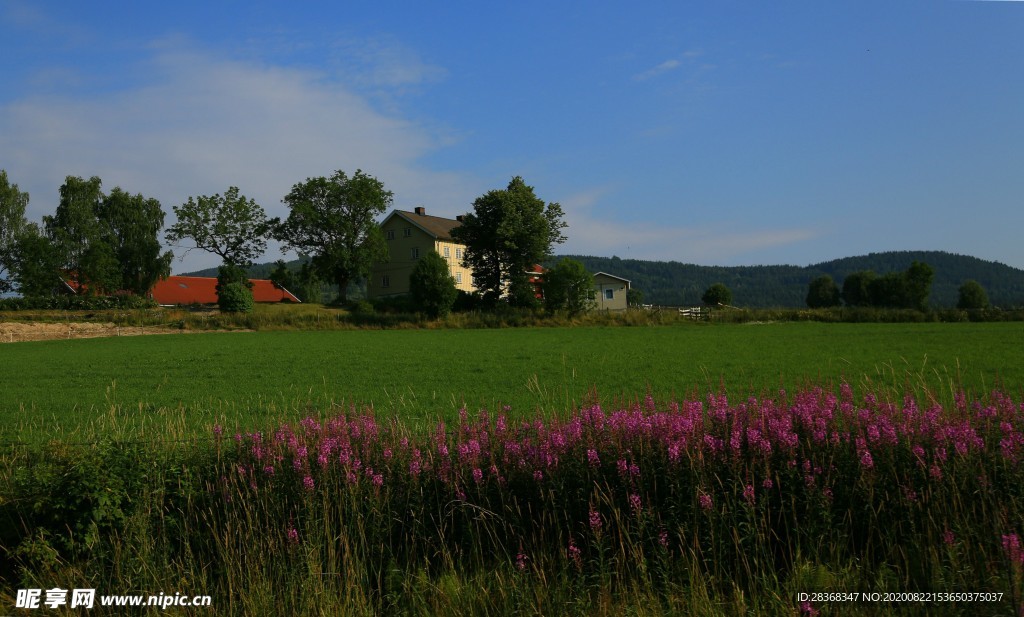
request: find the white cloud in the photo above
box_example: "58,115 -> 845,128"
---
634,59 -> 681,81
0,40 -> 473,273
558,188 -> 819,264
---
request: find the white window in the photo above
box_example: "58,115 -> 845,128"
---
381,275 -> 390,288
456,248 -> 463,259
411,247 -> 419,259
403,227 -> 411,238
456,272 -> 462,284
444,246 -> 450,258
605,289 -> 614,300
386,230 -> 395,240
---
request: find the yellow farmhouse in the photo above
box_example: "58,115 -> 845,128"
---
367,207 -> 475,299
368,207 -> 632,311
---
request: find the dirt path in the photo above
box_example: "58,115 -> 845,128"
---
0,321 -> 188,343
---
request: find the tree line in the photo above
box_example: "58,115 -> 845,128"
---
1,169 -> 581,315
561,252 -> 1024,309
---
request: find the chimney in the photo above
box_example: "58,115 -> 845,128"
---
414,206 -> 425,216
456,215 -> 464,222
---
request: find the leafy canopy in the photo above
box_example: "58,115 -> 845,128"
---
451,176 -> 566,307
542,258 -> 594,316
409,250 -> 458,318
957,279 -> 989,310
167,187 -> 269,268
702,283 -> 732,307
98,187 -> 173,295
39,176 -> 171,296
274,169 -> 391,304
806,275 -> 841,308
0,170 -> 30,294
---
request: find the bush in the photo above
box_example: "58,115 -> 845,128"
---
0,294 -> 156,311
409,251 -> 458,318
217,281 -> 254,313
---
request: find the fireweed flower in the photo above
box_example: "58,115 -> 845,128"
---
859,450 -> 874,469
302,475 -> 314,491
287,525 -> 299,544
589,508 -> 602,532
659,529 -> 669,549
516,552 -> 527,571
629,493 -> 642,514
743,484 -> 756,504
568,538 -> 582,569
943,529 -> 956,545
1003,534 -> 1024,565
699,493 -> 713,511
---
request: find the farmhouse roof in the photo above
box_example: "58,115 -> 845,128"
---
385,208 -> 464,241
151,276 -> 300,305
593,272 -> 631,284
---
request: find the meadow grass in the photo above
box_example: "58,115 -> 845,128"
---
2,321 -> 1023,443
2,320 -> 1024,614
2,386 -> 1022,615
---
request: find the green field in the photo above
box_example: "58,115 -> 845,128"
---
2,321 -> 1023,441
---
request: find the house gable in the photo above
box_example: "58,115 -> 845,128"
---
370,207 -> 474,298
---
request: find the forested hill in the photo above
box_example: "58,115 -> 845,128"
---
558,251 -> 1024,308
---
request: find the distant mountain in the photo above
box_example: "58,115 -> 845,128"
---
184,251 -> 1024,309
558,251 -> 1024,308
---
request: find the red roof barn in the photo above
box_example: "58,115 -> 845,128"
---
150,276 -> 300,305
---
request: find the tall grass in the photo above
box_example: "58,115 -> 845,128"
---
3,382 -> 1022,615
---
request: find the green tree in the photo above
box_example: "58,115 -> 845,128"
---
97,187 -> 173,295
865,261 -> 933,310
542,258 -> 595,316
806,275 -> 841,308
8,224 -> 64,297
0,170 -> 30,294
957,279 -> 989,310
702,282 -> 732,307
867,272 -> 905,308
269,260 -> 295,293
627,288 -> 644,307
903,260 -> 934,311
167,187 -> 269,309
274,170 -> 391,304
842,271 -> 876,307
409,250 -> 458,318
451,176 -> 567,307
44,176 -> 120,294
166,187 -> 270,270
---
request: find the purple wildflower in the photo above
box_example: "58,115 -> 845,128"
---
743,484 -> 756,505
516,552 -> 527,571
568,538 -> 582,569
629,493 -> 642,514
1003,533 -> 1024,565
699,493 -> 713,511
302,475 -> 314,491
589,508 -> 602,532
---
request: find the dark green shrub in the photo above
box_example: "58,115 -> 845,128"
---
217,281 -> 254,313
409,251 -> 458,318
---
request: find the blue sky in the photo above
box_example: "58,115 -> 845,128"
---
2,1 -> 1023,274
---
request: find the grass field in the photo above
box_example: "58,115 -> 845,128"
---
2,321 -> 1023,441
3,320 -> 1024,615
